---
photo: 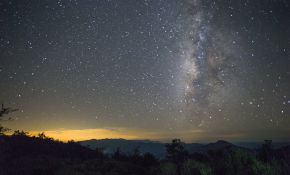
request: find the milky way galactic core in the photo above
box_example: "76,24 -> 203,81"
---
0,0 -> 289,141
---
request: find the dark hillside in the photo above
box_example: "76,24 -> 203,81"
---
1,134 -> 290,175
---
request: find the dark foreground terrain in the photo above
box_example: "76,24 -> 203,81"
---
1,131 -> 290,175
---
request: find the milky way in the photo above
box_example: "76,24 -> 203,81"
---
177,0 -> 239,125
0,0 -> 289,141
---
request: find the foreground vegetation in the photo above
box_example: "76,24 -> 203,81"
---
0,128 -> 290,175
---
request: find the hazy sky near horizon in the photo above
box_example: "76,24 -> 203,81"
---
0,0 -> 289,142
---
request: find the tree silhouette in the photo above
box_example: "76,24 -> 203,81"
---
0,125 -> 10,135
165,139 -> 188,175
12,130 -> 29,136
258,140 -> 274,163
0,103 -> 18,118
0,103 -> 18,135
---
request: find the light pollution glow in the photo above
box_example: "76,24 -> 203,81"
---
26,128 -> 250,142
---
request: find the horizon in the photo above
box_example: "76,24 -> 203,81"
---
5,128 -> 290,144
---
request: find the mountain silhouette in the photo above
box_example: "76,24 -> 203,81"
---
79,139 -> 255,158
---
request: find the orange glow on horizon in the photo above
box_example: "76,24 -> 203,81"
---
28,128 -> 149,141
27,128 -> 245,142
27,128 -> 214,142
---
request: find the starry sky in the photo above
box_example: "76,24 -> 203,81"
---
0,0 -> 289,142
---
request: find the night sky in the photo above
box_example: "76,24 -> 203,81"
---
0,0 -> 289,142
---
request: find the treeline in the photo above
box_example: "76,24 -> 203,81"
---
0,130 -> 290,175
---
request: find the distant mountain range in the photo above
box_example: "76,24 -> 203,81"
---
79,139 -> 166,158
79,139 -> 290,158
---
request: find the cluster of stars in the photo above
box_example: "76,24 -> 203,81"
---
0,0 -> 289,141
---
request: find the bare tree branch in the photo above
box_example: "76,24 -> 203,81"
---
0,103 -> 18,118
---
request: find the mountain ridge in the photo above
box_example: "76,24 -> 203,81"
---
79,139 -> 277,158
